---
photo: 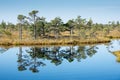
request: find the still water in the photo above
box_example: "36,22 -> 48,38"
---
0,40 -> 120,80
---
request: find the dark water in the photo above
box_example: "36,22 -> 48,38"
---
0,40 -> 120,80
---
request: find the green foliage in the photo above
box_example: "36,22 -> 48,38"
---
0,21 -> 6,29
29,10 -> 39,18
0,30 -> 12,37
17,15 -> 26,22
66,19 -> 75,40
51,17 -> 63,38
87,18 -> 93,27
4,30 -> 12,36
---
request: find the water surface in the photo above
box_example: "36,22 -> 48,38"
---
0,40 -> 120,80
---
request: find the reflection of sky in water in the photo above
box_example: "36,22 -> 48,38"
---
108,40 -> 120,52
0,40 -> 120,80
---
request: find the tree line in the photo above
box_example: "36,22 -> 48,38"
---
0,10 -> 120,40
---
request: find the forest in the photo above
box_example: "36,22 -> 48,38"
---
0,10 -> 120,45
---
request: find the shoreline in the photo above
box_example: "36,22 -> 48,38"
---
0,38 -> 111,46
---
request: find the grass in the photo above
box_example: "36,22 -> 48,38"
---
113,51 -> 120,62
1,29 -> 120,46
106,30 -> 120,38
0,38 -> 110,46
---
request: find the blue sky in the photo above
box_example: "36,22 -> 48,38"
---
0,0 -> 120,24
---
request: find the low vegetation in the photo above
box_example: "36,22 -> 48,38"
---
113,51 -> 120,62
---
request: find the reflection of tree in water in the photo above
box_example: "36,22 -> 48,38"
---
28,47 -> 46,73
47,46 -> 62,66
17,47 -> 27,71
17,45 -> 97,73
61,46 -> 97,62
17,47 -> 46,73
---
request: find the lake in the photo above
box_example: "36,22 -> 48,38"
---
0,40 -> 120,80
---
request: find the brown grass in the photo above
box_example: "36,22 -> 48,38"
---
106,30 -> 120,38
113,51 -> 120,62
1,29 -> 120,46
0,38 -> 110,46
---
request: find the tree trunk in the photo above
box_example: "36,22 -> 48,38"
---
70,28 -> 73,41
33,15 -> 37,40
54,27 -> 58,39
34,24 -> 37,40
42,26 -> 45,36
79,28 -> 81,39
19,24 -> 22,40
